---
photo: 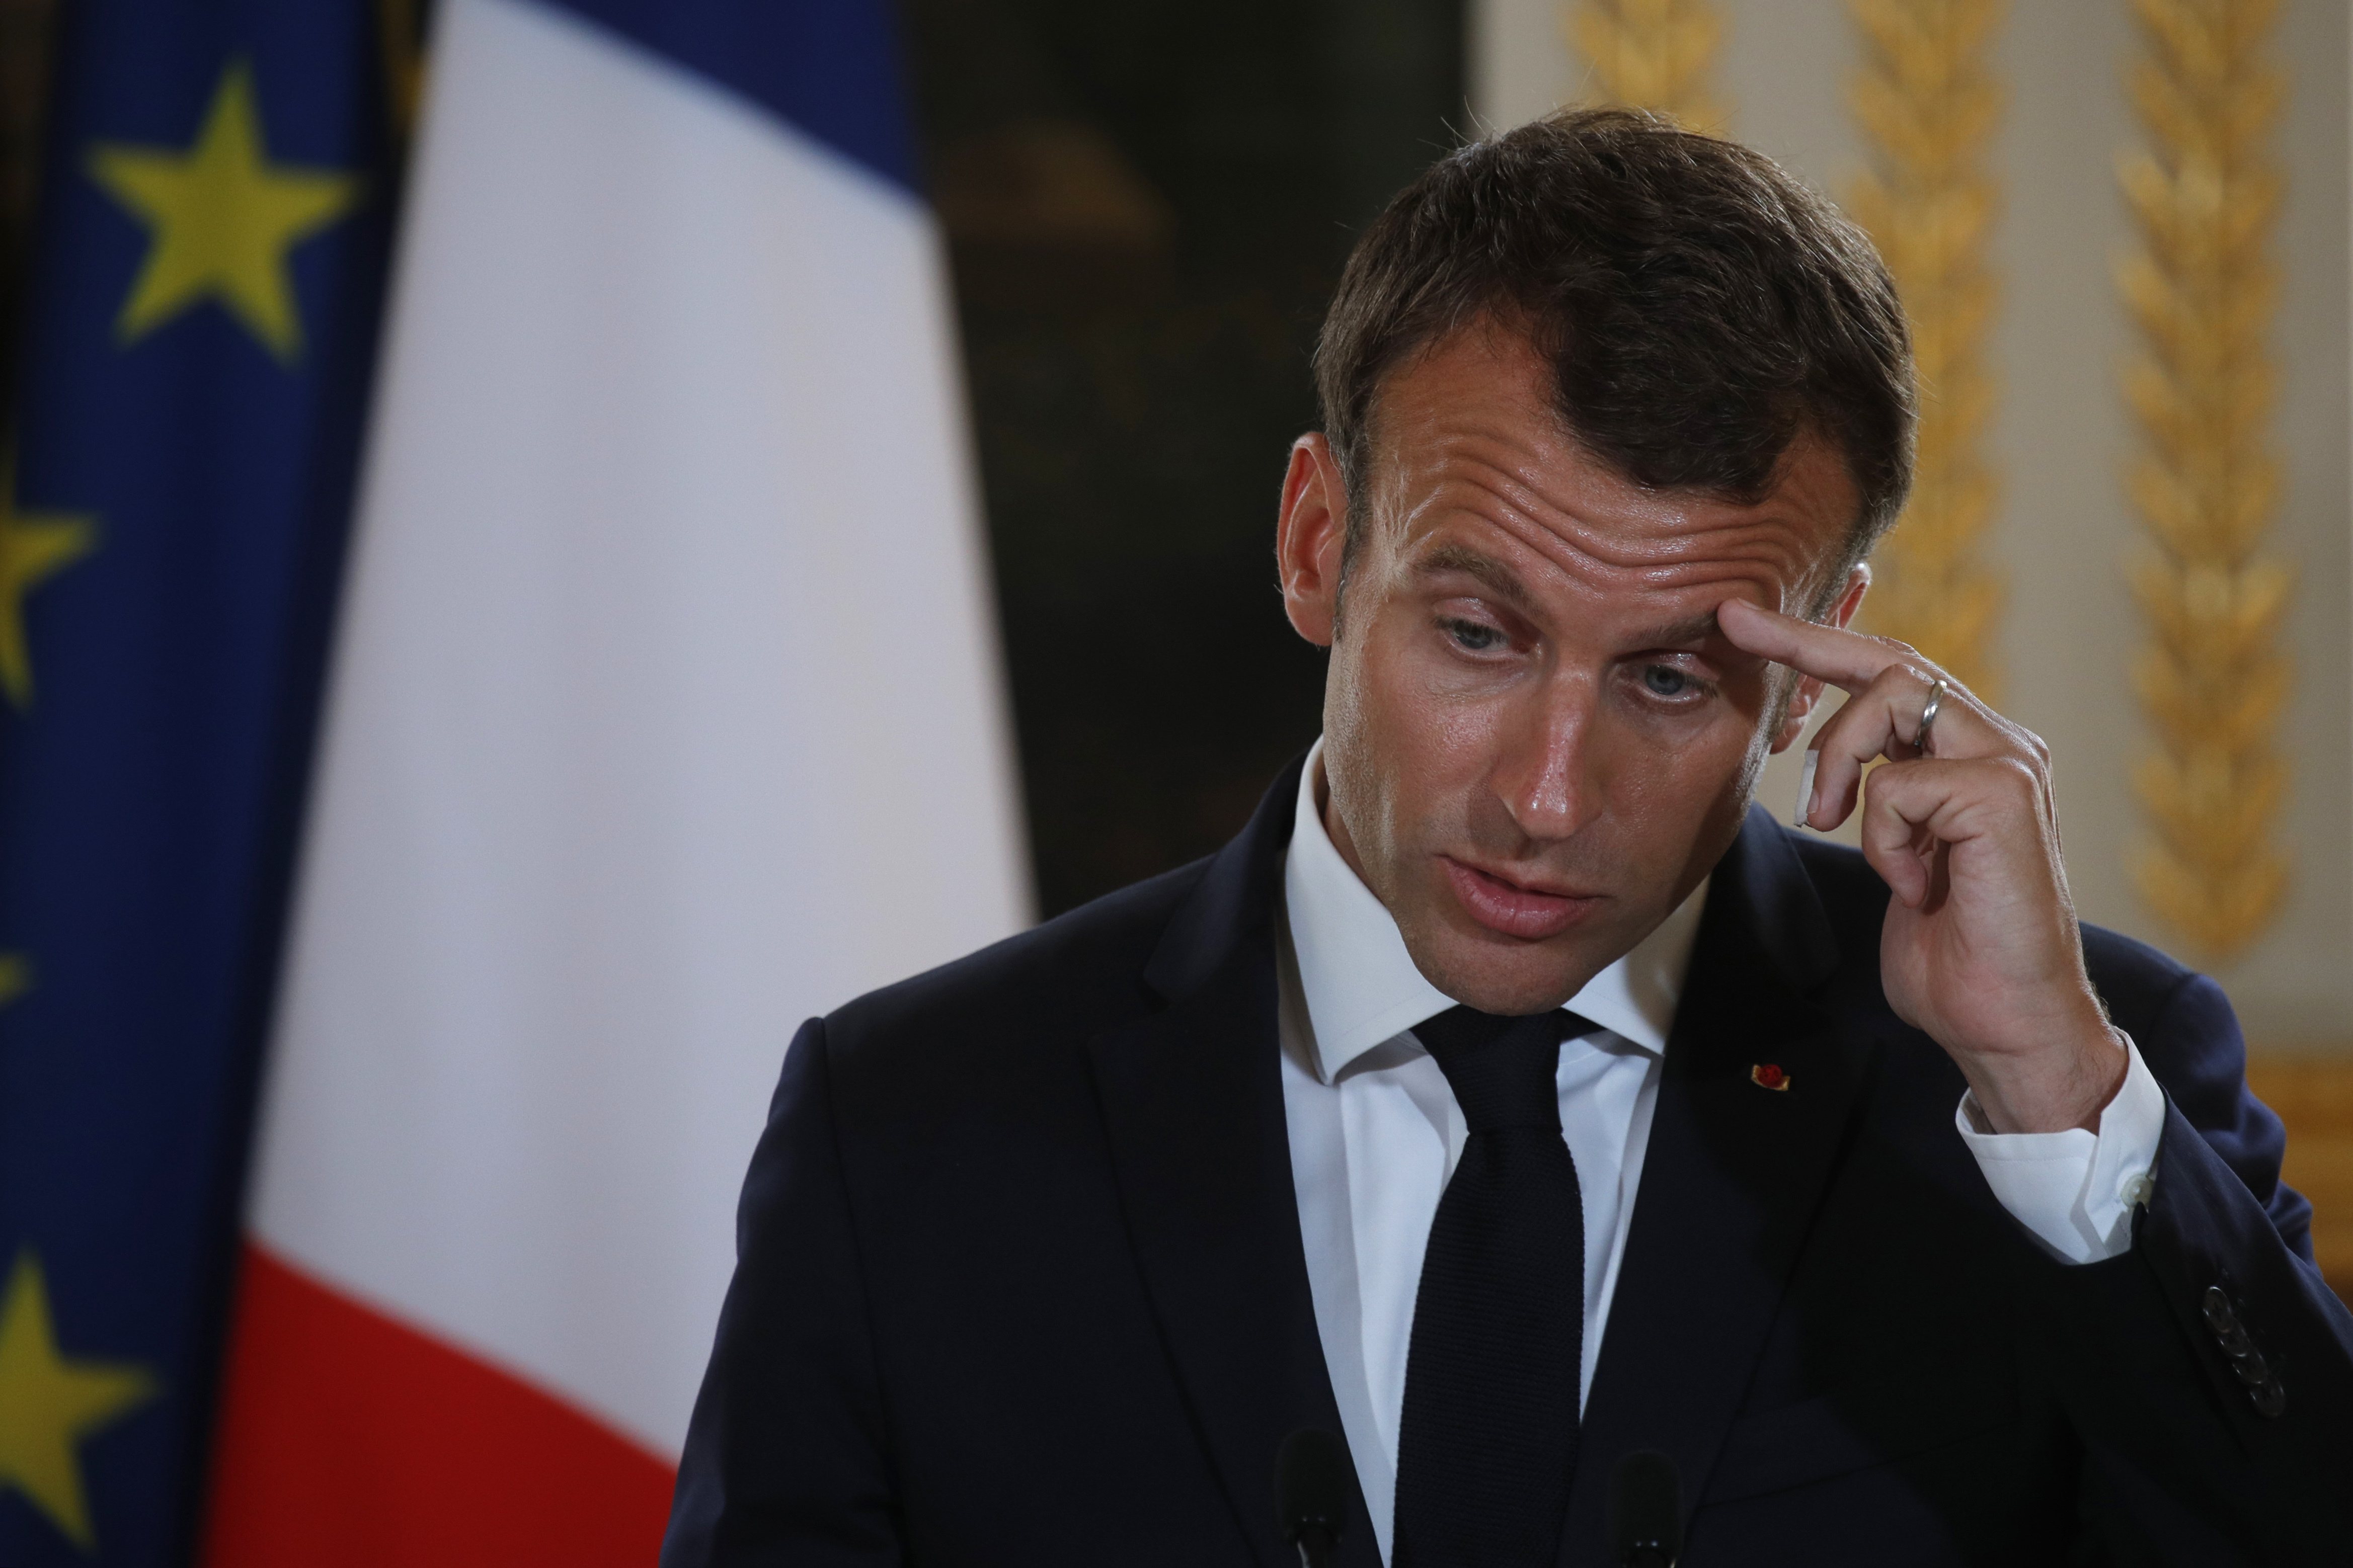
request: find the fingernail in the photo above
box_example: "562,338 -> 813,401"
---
1797,749 -> 1820,828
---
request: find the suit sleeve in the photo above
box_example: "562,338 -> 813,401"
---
2013,971 -> 2353,1564
662,1018 -> 905,1566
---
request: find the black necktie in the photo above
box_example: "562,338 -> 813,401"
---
1392,1005 -> 1593,1568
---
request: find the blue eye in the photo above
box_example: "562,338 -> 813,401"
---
1642,665 -> 1690,697
1446,619 -> 1505,652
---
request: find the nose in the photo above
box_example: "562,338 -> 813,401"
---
1488,670 -> 1603,844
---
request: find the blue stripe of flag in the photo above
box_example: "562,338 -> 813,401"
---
533,0 -> 922,195
0,3 -> 398,1562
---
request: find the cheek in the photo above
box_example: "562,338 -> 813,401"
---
1320,631 -> 1372,765
1318,636 -> 1382,839
1586,684 -> 1765,807
1349,619 -> 1504,764
1323,618 -> 1491,854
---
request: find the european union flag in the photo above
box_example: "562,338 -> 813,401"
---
0,3 -> 404,1562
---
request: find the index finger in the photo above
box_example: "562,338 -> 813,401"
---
1715,595 -> 1906,695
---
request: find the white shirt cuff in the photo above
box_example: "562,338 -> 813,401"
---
1954,1032 -> 2164,1265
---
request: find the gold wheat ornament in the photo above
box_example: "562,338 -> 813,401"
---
1845,0 -> 2005,701
1568,0 -> 1728,126
2118,0 -> 2290,963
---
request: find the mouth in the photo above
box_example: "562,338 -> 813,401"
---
1438,856 -> 1603,940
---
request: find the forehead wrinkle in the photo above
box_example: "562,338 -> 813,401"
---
1452,498 -> 1813,599
1411,519 -> 1791,652
1542,510 -> 1816,572
1417,445 -> 1820,584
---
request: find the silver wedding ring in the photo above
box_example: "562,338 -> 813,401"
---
1915,678 -> 1949,756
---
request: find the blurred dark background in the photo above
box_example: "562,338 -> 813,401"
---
907,0 -> 1464,914
0,0 -> 56,439
0,0 -> 1467,919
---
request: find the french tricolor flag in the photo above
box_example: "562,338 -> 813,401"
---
202,1 -> 1029,1561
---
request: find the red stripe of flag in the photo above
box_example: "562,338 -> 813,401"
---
202,1242 -> 676,1566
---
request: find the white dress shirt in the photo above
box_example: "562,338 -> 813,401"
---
1274,741 -> 2164,1563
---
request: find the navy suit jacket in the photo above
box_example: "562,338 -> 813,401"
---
664,758 -> 2353,1564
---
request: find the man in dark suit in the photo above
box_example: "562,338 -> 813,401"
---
663,110 -> 2353,1565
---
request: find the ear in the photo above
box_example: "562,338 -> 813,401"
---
1768,563 -> 1871,754
1276,433 -> 1350,647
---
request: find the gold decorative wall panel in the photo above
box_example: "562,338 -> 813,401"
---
2118,0 -> 2289,963
1568,0 -> 1727,126
2244,1056 -> 2353,1295
1846,0 -> 2004,700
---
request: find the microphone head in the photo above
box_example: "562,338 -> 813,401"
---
1275,1427 -> 1352,1550
1608,1449 -> 1683,1567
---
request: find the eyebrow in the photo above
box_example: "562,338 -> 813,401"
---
1629,611 -> 1722,648
1415,543 -> 1726,648
1411,542 -> 1538,611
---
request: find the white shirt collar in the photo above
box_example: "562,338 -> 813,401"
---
1282,739 -> 1707,1085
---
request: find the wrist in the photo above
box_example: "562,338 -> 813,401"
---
1960,1016 -> 2128,1135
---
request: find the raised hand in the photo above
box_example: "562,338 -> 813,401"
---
1718,596 -> 2128,1134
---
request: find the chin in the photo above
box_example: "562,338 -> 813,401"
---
1408,924 -> 1603,1016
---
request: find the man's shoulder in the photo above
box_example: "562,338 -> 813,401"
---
808,754 -> 1300,1128
822,853 -> 1214,1062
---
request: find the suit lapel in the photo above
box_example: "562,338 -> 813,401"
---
1090,784 -> 1881,1567
1088,758 -> 1383,1568
1564,808 -> 1877,1562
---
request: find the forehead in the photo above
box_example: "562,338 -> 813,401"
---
1365,324 -> 1859,615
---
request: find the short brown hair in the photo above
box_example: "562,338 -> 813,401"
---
1314,108 -> 1914,592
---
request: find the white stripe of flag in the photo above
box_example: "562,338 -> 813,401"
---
247,0 -> 1028,1461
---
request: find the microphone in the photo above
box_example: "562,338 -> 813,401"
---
1275,1427 -> 1351,1568
1609,1449 -> 1683,1568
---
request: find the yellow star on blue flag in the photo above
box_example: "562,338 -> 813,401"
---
3,11 -> 403,1562
87,60 -> 363,363
0,1252 -> 157,1550
0,457 -> 98,713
